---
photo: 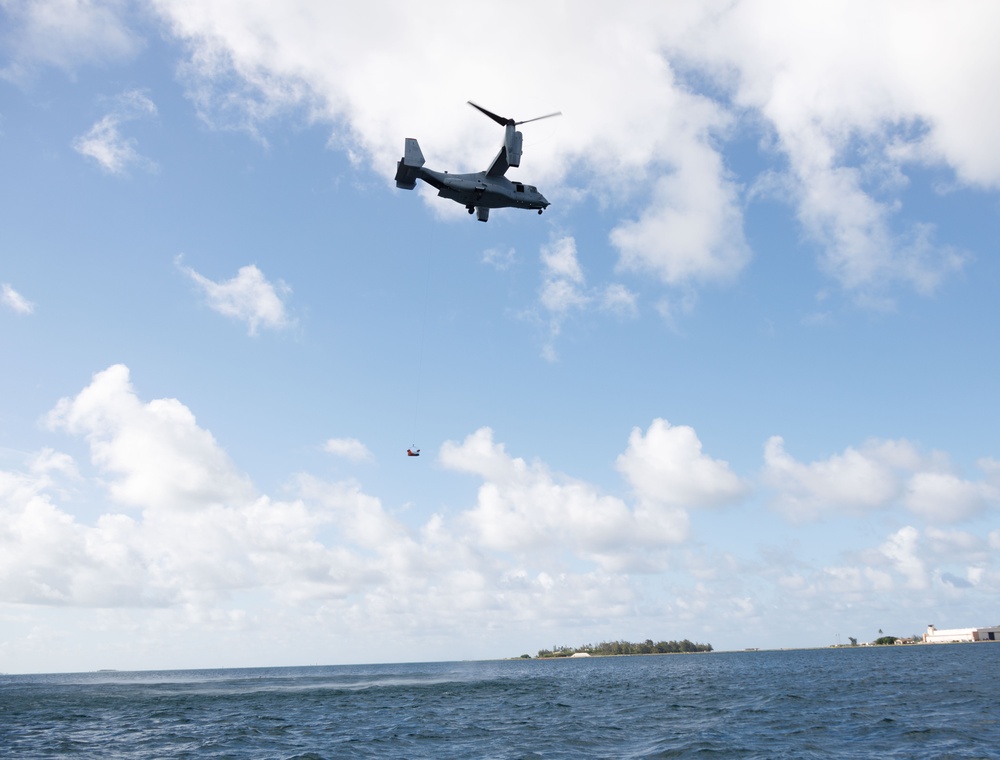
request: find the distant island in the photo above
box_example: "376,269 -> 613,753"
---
529,639 -> 712,659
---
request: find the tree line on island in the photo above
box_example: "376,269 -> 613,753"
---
838,629 -> 924,647
531,639 -> 713,658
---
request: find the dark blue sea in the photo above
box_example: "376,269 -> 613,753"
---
2,645 -> 997,758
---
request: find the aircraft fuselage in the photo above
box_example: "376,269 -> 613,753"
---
394,133 -> 551,221
418,168 -> 549,212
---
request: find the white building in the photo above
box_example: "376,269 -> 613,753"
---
922,624 -> 1000,644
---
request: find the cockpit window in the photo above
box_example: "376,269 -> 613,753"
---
515,183 -> 525,192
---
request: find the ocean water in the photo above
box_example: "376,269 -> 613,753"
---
1,645 -> 998,758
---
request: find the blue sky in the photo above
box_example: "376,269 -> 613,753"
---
2,1 -> 999,673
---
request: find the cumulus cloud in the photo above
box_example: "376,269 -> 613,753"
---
323,437 -> 373,463
904,471 -> 998,523
440,427 -> 690,569
3,366 -> 697,622
5,366 -> 1000,665
1,283 -> 35,314
665,0 -> 987,298
0,466 -> 93,605
763,436 -> 909,520
72,89 -> 158,175
46,364 -> 256,511
763,436 -> 999,523
177,258 -> 294,335
2,365 -> 388,609
610,144 -> 751,285
767,517 -> 999,623
616,419 -> 748,509
879,525 -> 928,590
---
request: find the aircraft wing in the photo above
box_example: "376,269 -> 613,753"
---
486,145 -> 509,177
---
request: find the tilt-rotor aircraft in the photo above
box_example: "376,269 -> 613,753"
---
394,101 -> 561,222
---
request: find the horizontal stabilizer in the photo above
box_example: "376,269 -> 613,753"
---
395,138 -> 425,189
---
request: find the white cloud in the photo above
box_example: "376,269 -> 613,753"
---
5,367 -> 1000,667
3,369 -> 665,665
177,258 -> 294,335
72,89 -> 158,175
4,367 -> 673,620
610,144 -> 751,285
148,2 -> 745,288
2,365 -> 374,609
29,448 -> 79,480
534,238 -> 641,354
904,472 -> 998,523
0,467 -> 91,605
664,0 -> 990,297
537,236 -> 589,360
0,0 -> 140,82
323,437 -> 373,463
295,474 -> 404,552
763,436 -> 999,523
539,236 -> 588,313
616,419 -> 748,509
73,116 -> 142,174
440,426 -> 689,569
788,164 -> 967,297
539,273 -> 586,309
481,246 -> 515,271
541,236 -> 584,285
879,526 -> 928,590
600,283 -> 638,319
46,364 -> 256,512
1,283 -> 35,314
924,527 -> 988,568
142,0 -> 999,300
764,516 -> 1000,628
763,436 -> 907,520
979,456 -> 1000,482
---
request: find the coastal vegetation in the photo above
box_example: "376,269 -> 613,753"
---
832,634 -> 923,647
873,635 -> 921,645
536,639 -> 712,658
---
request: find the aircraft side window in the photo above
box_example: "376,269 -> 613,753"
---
515,183 -> 525,192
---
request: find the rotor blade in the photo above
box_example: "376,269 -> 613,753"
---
515,111 -> 562,126
467,101 -> 511,127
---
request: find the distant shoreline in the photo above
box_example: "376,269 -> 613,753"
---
510,639 -> 1000,661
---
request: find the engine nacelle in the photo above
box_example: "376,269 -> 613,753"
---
505,126 -> 523,168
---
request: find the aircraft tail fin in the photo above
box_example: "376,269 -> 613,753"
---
402,138 -> 424,167
394,138 -> 425,189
